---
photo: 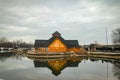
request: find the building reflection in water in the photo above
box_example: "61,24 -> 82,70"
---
33,57 -> 84,76
33,57 -> 120,77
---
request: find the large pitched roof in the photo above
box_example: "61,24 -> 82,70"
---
48,36 -> 66,46
34,31 -> 80,48
34,40 -> 49,47
65,40 -> 80,48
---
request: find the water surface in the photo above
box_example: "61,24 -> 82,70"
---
0,52 -> 120,80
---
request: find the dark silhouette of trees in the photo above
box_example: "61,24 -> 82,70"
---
0,37 -> 33,48
112,28 -> 120,45
113,63 -> 120,80
0,37 -> 13,48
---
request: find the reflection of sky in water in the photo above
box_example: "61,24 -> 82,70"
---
0,57 -> 33,71
0,56 -> 119,80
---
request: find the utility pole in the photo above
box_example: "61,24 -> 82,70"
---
106,28 -> 108,45
105,28 -> 109,80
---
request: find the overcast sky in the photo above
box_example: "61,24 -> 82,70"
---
0,0 -> 120,44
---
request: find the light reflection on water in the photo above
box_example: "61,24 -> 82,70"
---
0,52 -> 120,80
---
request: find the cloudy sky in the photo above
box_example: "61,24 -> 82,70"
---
0,0 -> 120,44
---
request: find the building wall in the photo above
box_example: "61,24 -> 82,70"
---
48,38 -> 67,52
35,47 -> 47,53
67,48 -> 80,53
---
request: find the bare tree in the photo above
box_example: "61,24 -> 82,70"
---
0,37 -> 8,43
0,37 -> 33,48
112,28 -> 120,45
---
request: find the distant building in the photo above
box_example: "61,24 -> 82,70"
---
34,31 -> 80,53
84,44 -> 120,52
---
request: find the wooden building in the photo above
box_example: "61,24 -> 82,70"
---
34,31 -> 80,53
84,44 -> 120,52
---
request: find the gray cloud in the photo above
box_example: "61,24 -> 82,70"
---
0,0 -> 120,44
